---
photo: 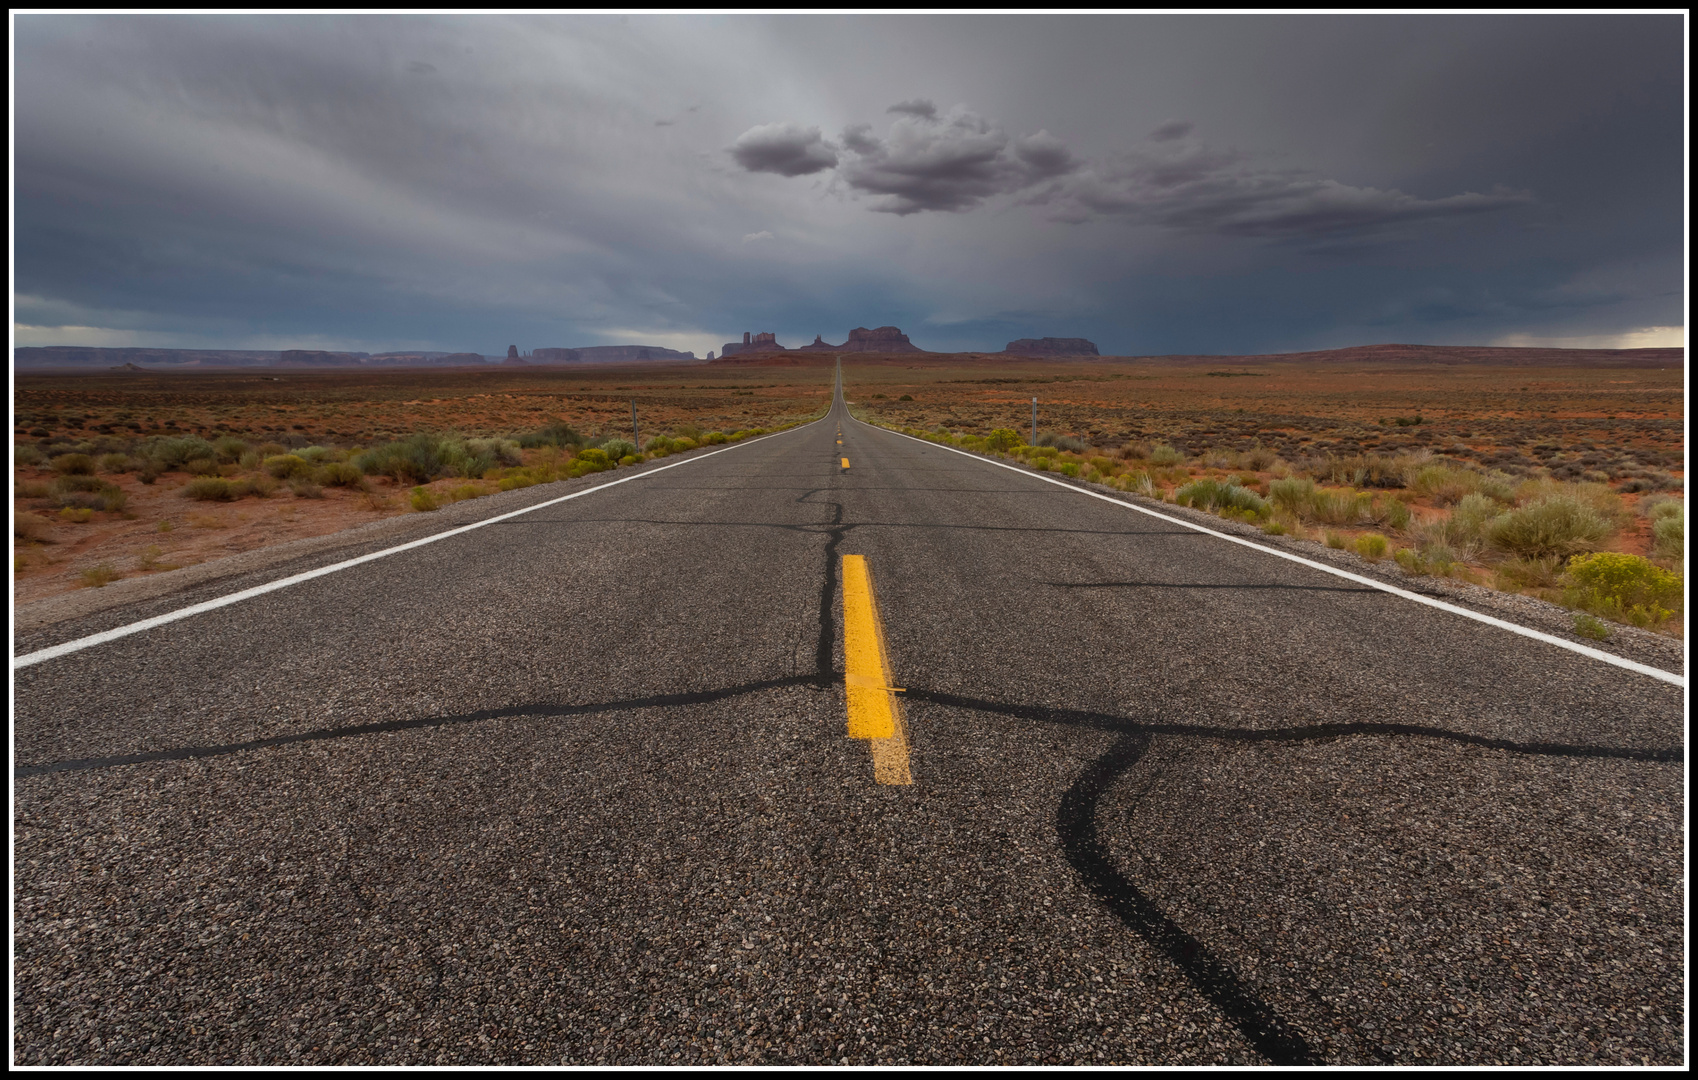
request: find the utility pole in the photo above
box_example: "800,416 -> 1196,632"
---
631,399 -> 639,448
1031,397 -> 1038,446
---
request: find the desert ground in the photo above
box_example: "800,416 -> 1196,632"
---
13,355 -> 1685,635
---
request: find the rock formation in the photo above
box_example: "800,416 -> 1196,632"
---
507,345 -> 519,359
841,326 -> 923,353
720,331 -> 786,357
799,335 -> 839,351
1004,337 -> 1099,356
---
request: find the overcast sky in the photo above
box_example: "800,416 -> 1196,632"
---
11,13 -> 1687,357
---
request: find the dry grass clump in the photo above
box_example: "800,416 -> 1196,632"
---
1485,497 -> 1613,561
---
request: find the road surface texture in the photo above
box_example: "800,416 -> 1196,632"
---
13,368 -> 1685,1065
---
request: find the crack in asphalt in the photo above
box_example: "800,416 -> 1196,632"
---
1057,731 -> 1318,1065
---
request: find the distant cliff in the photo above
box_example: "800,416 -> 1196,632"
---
1005,337 -> 1099,356
13,347 -> 281,368
841,326 -> 924,353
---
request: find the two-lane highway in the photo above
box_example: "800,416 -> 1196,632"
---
13,365 -> 1684,1064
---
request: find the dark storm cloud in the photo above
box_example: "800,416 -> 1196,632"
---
1041,129 -> 1535,238
728,122 -> 839,176
745,105 -> 1079,215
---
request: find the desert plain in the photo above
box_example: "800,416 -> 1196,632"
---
12,350 -> 1685,636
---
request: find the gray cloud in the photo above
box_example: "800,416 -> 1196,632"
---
834,106 -> 1079,215
728,122 -> 839,176
1149,119 -> 1193,142
1044,128 -> 1534,238
886,98 -> 937,119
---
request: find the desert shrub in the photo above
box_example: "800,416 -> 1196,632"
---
316,461 -> 365,487
1148,444 -> 1184,466
1056,461 -> 1081,477
50,475 -> 127,512
51,453 -> 96,475
79,563 -> 121,588
986,428 -> 1021,452
97,452 -> 133,473
213,436 -> 248,463
1496,556 -> 1563,590
1368,496 -> 1412,530
1410,492 -> 1501,563
1643,497 -> 1684,523
1119,441 -> 1151,461
58,507 -> 94,523
619,454 -> 640,467
467,437 -> 522,467
1397,542 -> 1461,577
433,439 -> 496,480
355,434 -> 444,484
14,512 -> 53,542
184,456 -> 219,476
643,436 -> 671,456
1562,552 -> 1683,627
1175,478 -> 1267,516
1572,613 -> 1611,640
1322,452 -> 1410,489
145,436 -> 217,471
14,443 -> 46,467
288,478 -> 325,498
518,421 -> 583,449
409,486 -> 439,511
184,477 -> 237,501
1486,497 -> 1612,560
1324,531 -> 1347,550
702,432 -> 728,446
1652,515 -> 1683,561
240,475 -> 278,498
238,450 -> 264,469
1260,519 -> 1288,536
1410,465 -> 1490,506
262,453 -> 311,479
1034,433 -> 1084,453
569,448 -> 613,477
1355,533 -> 1388,560
1270,477 -> 1314,513
1087,456 -> 1119,476
602,438 -> 638,460
1515,479 -> 1624,524
1318,488 -> 1375,526
669,437 -> 698,453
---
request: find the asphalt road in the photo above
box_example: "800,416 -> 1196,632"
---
12,367 -> 1686,1065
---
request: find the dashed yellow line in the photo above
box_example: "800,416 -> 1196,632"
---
841,457 -> 850,469
841,555 -> 912,785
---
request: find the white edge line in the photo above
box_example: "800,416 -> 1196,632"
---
868,421 -> 1686,689
13,419 -> 825,670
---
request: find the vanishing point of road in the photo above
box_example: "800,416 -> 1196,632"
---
13,366 -> 1685,1065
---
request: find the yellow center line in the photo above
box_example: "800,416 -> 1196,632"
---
841,457 -> 850,469
840,555 -> 912,785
